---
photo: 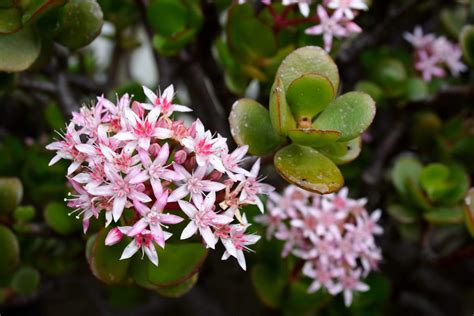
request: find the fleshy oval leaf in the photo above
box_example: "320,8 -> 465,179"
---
274,144 -> 344,194
44,202 -> 81,235
0,225 -> 20,276
287,129 -> 341,148
88,229 -> 131,285
11,267 -> 40,295
55,0 -> 103,50
0,8 -> 21,33
155,272 -> 199,298
312,91 -> 376,142
269,77 -> 296,136
423,206 -> 464,225
251,264 -> 287,309
286,73 -> 335,119
147,0 -> 188,36
276,46 -> 340,92
391,155 -> 423,197
461,25 -> 474,65
229,98 -> 284,156
146,242 -> 207,287
318,136 -> 362,165
0,26 -> 41,71
464,188 -> 474,237
0,177 -> 23,215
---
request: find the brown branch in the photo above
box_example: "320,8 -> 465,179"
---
18,77 -> 57,94
437,243 -> 474,268
67,74 -> 105,94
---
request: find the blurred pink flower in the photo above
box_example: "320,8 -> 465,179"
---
262,185 -> 383,306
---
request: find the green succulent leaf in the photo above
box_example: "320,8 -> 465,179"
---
44,103 -> 66,131
145,243 -> 207,287
441,7 -> 467,39
441,166 -> 470,205
355,80 -> 383,103
387,204 -> 418,224
404,178 -> 432,212
229,98 -> 284,156
13,205 -> 35,222
0,225 -> 20,276
0,177 -> 23,214
227,3 -> 276,59
0,8 -> 21,33
147,0 -> 188,36
284,280 -> 332,315
420,163 -> 450,201
274,144 -> 344,194
269,77 -> 296,136
312,92 -> 376,142
423,206 -> 464,225
11,267 -> 40,295
460,25 -> 474,65
420,164 -> 469,205
276,46 -> 340,91
350,273 -> 391,314
464,188 -> 474,237
391,155 -> 423,197
403,77 -> 429,102
318,137 -> 362,165
55,0 -> 103,50
44,202 -> 81,235
152,28 -> 198,56
288,129 -> 341,147
373,58 -> 406,86
155,272 -> 199,298
0,0 -> 13,8
251,264 -> 287,309
88,229 -> 131,284
286,73 -> 335,119
0,26 -> 41,71
19,0 -> 67,26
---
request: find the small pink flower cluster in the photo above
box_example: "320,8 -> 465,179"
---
404,26 -> 467,81
257,185 -> 383,306
238,0 -> 368,52
306,0 -> 367,52
46,85 -> 273,269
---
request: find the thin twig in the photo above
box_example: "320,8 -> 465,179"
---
67,73 -> 105,94
437,243 -> 474,268
18,77 -> 57,94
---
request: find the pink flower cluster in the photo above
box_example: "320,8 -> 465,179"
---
238,0 -> 368,52
305,1 -> 367,52
257,185 -> 383,306
404,26 -> 467,81
46,85 -> 273,269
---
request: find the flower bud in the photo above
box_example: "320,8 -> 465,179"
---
105,227 -> 123,246
174,150 -> 187,164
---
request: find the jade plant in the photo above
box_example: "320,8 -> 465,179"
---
0,0 -> 103,72
389,155 -> 470,234
229,46 -> 376,194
